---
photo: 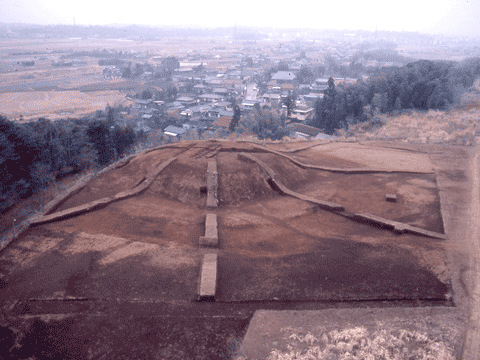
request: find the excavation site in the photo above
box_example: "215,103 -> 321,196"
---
0,139 -> 464,359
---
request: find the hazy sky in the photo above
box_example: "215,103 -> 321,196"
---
1,0 -> 479,37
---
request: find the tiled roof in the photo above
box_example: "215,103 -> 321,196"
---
212,116 -> 233,128
281,83 -> 295,90
164,125 -> 186,135
286,123 -> 323,137
272,71 -> 296,81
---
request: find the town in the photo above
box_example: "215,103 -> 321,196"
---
1,21 -> 480,360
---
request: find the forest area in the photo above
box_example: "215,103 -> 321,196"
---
306,57 -> 480,134
0,108 -> 140,215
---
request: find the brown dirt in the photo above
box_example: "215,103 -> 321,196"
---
7,141 -> 448,301
0,140 -> 457,358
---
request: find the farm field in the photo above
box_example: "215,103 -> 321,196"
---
0,90 -> 129,121
0,37 -> 248,121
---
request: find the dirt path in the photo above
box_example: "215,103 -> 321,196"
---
462,147 -> 480,359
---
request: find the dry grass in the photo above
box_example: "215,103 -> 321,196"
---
258,324 -> 456,360
0,90 -> 128,121
340,102 -> 480,146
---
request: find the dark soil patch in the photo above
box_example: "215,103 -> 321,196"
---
0,315 -> 250,360
438,169 -> 468,182
216,238 -> 450,302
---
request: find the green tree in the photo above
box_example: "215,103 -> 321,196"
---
277,61 -> 289,71
122,65 -> 132,78
237,109 -> 288,140
87,120 -> 115,166
106,106 -> 115,128
166,85 -> 178,101
394,96 -> 402,111
323,77 -> 338,135
308,98 -> 325,129
162,56 -> 180,74
282,93 -> 296,118
229,105 -> 241,132
297,65 -> 315,84
141,89 -> 153,99
0,116 -> 38,212
112,125 -> 136,157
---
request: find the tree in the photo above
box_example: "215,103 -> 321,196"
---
106,106 -> 115,128
133,63 -> 143,77
122,65 -> 132,78
297,65 -> 315,84
308,98 -> 323,129
86,120 -> 115,166
0,116 -> 38,212
427,81 -> 453,110
229,105 -> 241,132
141,89 -> 153,100
322,77 -> 339,135
277,61 -> 289,71
237,109 -> 288,140
162,56 -> 180,74
371,93 -> 383,112
282,93 -> 296,118
394,96 -> 402,111
166,85 -> 178,101
112,125 -> 136,157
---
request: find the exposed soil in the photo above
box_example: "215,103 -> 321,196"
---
0,140 -> 456,359
0,314 -> 249,360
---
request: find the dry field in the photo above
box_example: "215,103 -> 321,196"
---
0,37 -> 249,120
0,90 -> 129,121
342,97 -> 480,146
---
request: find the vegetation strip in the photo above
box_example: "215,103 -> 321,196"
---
253,145 -> 434,174
30,157 -> 177,225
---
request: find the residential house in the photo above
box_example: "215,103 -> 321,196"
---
303,93 -> 324,105
271,71 -> 296,83
176,96 -> 197,106
163,125 -> 186,138
262,93 -> 281,105
199,94 -> 225,102
212,88 -> 231,97
290,106 -> 315,122
208,108 -> 234,118
187,104 -> 214,118
281,83 -> 295,92
286,123 -> 323,140
135,99 -> 153,110
212,116 -> 234,129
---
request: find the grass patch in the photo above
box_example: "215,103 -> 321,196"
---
258,324 -> 456,360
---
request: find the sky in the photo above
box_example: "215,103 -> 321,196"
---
0,0 -> 479,37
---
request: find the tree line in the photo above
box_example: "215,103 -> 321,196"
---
309,58 -> 480,134
0,110 -> 141,215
